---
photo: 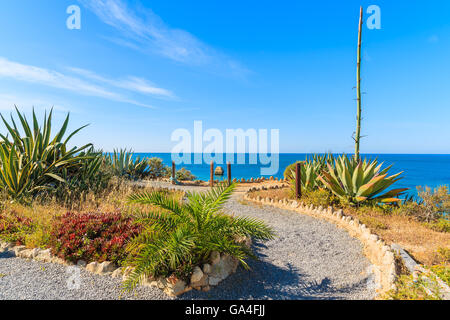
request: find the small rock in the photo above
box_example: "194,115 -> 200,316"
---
190,266 -> 204,283
214,166 -> 224,176
202,285 -> 211,292
191,274 -> 209,288
165,278 -> 187,296
203,263 -> 212,274
13,245 -> 26,256
210,251 -> 221,265
35,249 -> 52,262
98,261 -> 116,274
86,262 -> 99,273
111,268 -> 123,278
77,260 -> 87,268
208,276 -> 221,286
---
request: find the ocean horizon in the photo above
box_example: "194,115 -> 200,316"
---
128,153 -> 450,197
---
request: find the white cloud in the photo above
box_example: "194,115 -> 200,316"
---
67,67 -> 174,98
0,93 -> 70,113
0,57 -> 158,109
79,0 -> 249,76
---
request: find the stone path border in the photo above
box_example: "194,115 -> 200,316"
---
244,184 -> 398,295
0,236 -> 250,297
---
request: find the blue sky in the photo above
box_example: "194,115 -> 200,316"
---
0,0 -> 449,153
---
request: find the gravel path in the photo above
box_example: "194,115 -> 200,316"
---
0,183 -> 376,300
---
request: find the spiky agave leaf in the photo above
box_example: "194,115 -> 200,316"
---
318,155 -> 407,205
0,107 -> 92,200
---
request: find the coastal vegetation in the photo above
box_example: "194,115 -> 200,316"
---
0,107 -> 273,294
124,182 -> 274,291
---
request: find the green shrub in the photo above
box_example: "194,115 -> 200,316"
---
146,157 -> 170,179
123,183 -> 275,291
425,219 -> 450,233
176,168 -> 196,181
397,186 -> 450,223
0,212 -> 35,244
385,274 -> 441,300
292,188 -> 340,208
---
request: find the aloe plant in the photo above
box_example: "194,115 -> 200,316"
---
318,155 -> 408,205
0,107 -> 92,200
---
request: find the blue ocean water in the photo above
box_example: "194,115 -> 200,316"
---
134,153 -> 450,197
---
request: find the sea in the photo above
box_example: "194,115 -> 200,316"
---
133,153 -> 450,198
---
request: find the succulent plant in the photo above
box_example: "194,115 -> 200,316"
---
318,155 -> 408,205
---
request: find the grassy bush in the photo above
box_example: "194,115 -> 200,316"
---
0,211 -> 34,244
123,183 -> 275,291
176,167 -> 196,181
290,188 -> 340,208
386,274 -> 442,300
397,186 -> 449,222
49,212 -> 141,264
146,157 -> 170,179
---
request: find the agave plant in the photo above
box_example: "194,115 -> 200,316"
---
288,161 -> 321,192
107,148 -> 149,179
285,154 -> 335,192
123,182 -> 275,291
317,155 -> 408,205
0,107 -> 92,199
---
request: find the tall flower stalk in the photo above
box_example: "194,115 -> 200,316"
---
355,6 -> 363,161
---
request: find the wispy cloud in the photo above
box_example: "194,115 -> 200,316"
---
79,0 -> 249,76
67,67 -> 174,98
0,57 -> 164,109
0,93 -> 65,112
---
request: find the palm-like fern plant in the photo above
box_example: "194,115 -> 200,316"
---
123,182 -> 275,291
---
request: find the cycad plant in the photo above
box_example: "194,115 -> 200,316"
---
318,155 -> 408,205
0,107 -> 92,200
123,182 -> 275,291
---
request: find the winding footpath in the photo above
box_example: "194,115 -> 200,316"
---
0,183 -> 376,300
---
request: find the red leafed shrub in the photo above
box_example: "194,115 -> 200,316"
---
49,212 -> 141,264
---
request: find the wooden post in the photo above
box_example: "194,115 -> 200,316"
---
295,162 -> 302,199
210,161 -> 214,187
172,161 -> 176,180
227,162 -> 231,185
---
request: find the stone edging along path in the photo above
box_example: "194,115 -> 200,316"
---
0,239 -> 249,297
243,184 -> 398,296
